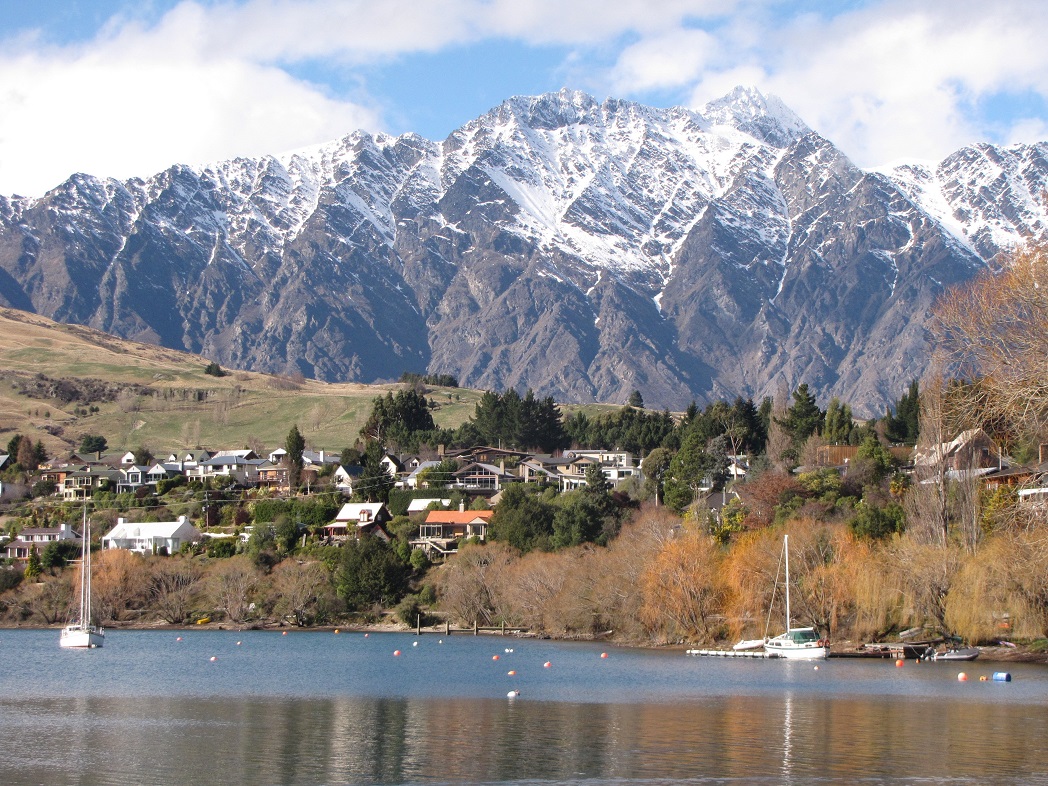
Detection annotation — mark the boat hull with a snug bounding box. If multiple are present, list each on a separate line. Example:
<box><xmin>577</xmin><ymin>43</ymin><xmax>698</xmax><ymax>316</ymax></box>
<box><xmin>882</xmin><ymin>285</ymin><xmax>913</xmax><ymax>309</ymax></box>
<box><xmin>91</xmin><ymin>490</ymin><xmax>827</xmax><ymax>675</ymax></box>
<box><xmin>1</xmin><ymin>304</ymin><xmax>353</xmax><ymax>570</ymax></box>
<box><xmin>733</xmin><ymin>639</ymin><xmax>766</xmax><ymax>652</ymax></box>
<box><xmin>764</xmin><ymin>642</ymin><xmax>829</xmax><ymax>660</ymax></box>
<box><xmin>930</xmin><ymin>647</ymin><xmax>979</xmax><ymax>662</ymax></box>
<box><xmin>60</xmin><ymin>626</ymin><xmax>104</xmax><ymax>649</ymax></box>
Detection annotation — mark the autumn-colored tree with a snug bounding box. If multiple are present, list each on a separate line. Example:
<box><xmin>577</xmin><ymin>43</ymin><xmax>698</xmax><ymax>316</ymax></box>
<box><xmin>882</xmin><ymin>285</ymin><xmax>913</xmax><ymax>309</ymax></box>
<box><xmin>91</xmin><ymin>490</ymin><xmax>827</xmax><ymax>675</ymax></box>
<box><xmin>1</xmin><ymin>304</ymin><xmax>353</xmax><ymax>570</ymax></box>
<box><xmin>639</xmin><ymin>528</ymin><xmax>725</xmax><ymax>643</ymax></box>
<box><xmin>92</xmin><ymin>548</ymin><xmax>151</xmax><ymax>623</ymax></box>
<box><xmin>887</xmin><ymin>535</ymin><xmax>964</xmax><ymax>634</ymax></box>
<box><xmin>736</xmin><ymin>472</ymin><xmax>803</xmax><ymax>529</ymax></box>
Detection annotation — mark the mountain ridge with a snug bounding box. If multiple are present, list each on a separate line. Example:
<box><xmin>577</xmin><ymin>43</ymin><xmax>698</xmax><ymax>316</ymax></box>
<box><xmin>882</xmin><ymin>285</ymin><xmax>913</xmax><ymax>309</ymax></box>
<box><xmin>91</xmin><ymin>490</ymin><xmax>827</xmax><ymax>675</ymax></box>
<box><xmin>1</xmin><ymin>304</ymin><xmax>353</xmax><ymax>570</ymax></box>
<box><xmin>1</xmin><ymin>87</ymin><xmax>1044</xmax><ymax>416</ymax></box>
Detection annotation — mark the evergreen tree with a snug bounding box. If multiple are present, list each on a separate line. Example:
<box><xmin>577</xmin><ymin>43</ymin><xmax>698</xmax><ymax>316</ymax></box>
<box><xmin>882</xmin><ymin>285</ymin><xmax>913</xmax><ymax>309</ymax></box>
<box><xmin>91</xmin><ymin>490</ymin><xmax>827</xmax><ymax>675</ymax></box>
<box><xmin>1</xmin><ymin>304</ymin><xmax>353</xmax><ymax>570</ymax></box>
<box><xmin>776</xmin><ymin>384</ymin><xmax>824</xmax><ymax>443</ymax></box>
<box><xmin>627</xmin><ymin>390</ymin><xmax>644</xmax><ymax>408</ymax></box>
<box><xmin>884</xmin><ymin>379</ymin><xmax>920</xmax><ymax>444</ymax></box>
<box><xmin>641</xmin><ymin>447</ymin><xmax>673</xmax><ymax>506</ymax></box>
<box><xmin>79</xmin><ymin>434</ymin><xmax>108</xmax><ymax>454</ymax></box>
<box><xmin>5</xmin><ymin>433</ymin><xmax>22</xmax><ymax>459</ymax></box>
<box><xmin>664</xmin><ymin>433</ymin><xmax>729</xmax><ymax>513</ymax></box>
<box><xmin>335</xmin><ymin>535</ymin><xmax>410</xmax><ymax>610</ymax></box>
<box><xmin>823</xmin><ymin>398</ymin><xmax>854</xmax><ymax>443</ymax></box>
<box><xmin>488</xmin><ymin>484</ymin><xmax>556</xmax><ymax>552</ymax></box>
<box><xmin>25</xmin><ymin>546</ymin><xmax>43</xmax><ymax>580</ymax></box>
<box><xmin>285</xmin><ymin>425</ymin><xmax>305</xmax><ymax>490</ymax></box>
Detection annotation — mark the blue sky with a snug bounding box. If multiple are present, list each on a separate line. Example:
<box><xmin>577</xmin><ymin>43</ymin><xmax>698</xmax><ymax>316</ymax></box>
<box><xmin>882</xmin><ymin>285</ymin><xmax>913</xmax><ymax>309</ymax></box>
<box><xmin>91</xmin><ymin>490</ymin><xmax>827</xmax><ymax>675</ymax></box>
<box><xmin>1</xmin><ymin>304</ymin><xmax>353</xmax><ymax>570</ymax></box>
<box><xmin>1</xmin><ymin>0</ymin><xmax>1046</xmax><ymax>196</ymax></box>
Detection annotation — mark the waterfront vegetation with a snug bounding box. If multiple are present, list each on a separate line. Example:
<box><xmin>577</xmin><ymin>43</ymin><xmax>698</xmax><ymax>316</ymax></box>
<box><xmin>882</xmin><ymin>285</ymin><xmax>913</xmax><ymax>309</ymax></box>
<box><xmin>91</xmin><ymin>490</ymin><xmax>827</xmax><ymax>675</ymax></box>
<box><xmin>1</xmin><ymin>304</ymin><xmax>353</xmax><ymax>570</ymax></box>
<box><xmin>2</xmin><ymin>247</ymin><xmax>1048</xmax><ymax>651</ymax></box>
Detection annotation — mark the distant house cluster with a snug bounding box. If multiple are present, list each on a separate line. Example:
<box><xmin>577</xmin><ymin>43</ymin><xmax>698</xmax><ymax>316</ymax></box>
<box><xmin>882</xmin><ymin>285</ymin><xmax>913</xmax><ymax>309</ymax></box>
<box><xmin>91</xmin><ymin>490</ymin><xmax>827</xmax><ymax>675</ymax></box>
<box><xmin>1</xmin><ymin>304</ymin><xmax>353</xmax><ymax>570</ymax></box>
<box><xmin>9</xmin><ymin>443</ymin><xmax>646</xmax><ymax>561</ymax></box>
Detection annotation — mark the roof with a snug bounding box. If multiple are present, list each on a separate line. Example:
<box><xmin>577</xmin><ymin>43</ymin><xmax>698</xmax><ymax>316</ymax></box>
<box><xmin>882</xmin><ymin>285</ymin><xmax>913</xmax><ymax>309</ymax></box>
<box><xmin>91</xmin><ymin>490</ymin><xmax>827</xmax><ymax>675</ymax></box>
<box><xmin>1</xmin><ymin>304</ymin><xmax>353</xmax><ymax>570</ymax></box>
<box><xmin>103</xmin><ymin>517</ymin><xmax>197</xmax><ymax>540</ymax></box>
<box><xmin>18</xmin><ymin>526</ymin><xmax>80</xmax><ymax>537</ymax></box>
<box><xmin>424</xmin><ymin>510</ymin><xmax>494</xmax><ymax>524</ymax></box>
<box><xmin>407</xmin><ymin>498</ymin><xmax>451</xmax><ymax>513</ymax></box>
<box><xmin>200</xmin><ymin>455</ymin><xmax>263</xmax><ymax>467</ymax></box>
<box><xmin>334</xmin><ymin>502</ymin><xmax>388</xmax><ymax>521</ymax></box>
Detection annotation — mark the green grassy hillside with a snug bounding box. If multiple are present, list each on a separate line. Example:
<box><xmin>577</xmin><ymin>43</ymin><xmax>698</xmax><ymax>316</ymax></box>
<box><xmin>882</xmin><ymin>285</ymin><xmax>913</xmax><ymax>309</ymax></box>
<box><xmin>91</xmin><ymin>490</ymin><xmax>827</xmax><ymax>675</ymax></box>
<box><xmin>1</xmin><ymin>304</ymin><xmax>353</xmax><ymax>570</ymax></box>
<box><xmin>0</xmin><ymin>308</ymin><xmax>485</xmax><ymax>456</ymax></box>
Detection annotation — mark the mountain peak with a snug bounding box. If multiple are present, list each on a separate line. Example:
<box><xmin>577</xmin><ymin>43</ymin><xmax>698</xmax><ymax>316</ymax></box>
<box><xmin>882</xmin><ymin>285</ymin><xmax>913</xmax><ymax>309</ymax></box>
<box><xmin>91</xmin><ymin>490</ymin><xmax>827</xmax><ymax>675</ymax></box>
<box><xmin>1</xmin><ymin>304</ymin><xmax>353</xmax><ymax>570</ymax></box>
<box><xmin>701</xmin><ymin>85</ymin><xmax>810</xmax><ymax>147</ymax></box>
<box><xmin>497</xmin><ymin>89</ymin><xmax>603</xmax><ymax>130</ymax></box>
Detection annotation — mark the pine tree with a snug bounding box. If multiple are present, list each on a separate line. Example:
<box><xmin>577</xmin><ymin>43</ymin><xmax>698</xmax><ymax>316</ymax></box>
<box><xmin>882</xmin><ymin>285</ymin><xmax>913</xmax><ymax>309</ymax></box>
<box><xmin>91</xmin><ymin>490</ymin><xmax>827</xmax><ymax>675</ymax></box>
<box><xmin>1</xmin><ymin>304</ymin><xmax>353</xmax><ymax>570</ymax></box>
<box><xmin>286</xmin><ymin>425</ymin><xmax>305</xmax><ymax>491</ymax></box>
<box><xmin>25</xmin><ymin>546</ymin><xmax>43</xmax><ymax>580</ymax></box>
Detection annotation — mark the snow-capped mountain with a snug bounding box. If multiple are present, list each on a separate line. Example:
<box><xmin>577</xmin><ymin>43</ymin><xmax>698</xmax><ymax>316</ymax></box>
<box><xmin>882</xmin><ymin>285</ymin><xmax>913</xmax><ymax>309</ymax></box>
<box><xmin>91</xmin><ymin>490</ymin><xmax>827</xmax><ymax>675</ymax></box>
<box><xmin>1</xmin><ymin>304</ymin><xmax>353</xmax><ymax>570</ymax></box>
<box><xmin>0</xmin><ymin>87</ymin><xmax>1044</xmax><ymax>415</ymax></box>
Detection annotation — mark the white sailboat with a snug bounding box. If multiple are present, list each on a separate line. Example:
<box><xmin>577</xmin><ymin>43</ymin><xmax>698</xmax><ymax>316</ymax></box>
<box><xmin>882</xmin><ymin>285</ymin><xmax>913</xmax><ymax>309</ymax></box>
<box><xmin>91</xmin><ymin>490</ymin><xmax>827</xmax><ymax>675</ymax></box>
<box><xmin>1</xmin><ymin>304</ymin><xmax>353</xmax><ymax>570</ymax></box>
<box><xmin>763</xmin><ymin>534</ymin><xmax>828</xmax><ymax>660</ymax></box>
<box><xmin>60</xmin><ymin>506</ymin><xmax>104</xmax><ymax>649</ymax></box>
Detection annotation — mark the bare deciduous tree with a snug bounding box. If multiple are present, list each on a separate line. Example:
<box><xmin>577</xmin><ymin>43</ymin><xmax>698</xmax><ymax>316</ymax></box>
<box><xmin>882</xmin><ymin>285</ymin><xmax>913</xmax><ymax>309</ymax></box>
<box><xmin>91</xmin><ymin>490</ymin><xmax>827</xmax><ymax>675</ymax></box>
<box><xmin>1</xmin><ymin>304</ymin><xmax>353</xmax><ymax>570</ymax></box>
<box><xmin>207</xmin><ymin>556</ymin><xmax>262</xmax><ymax>624</ymax></box>
<box><xmin>272</xmin><ymin>560</ymin><xmax>332</xmax><ymax>626</ymax></box>
<box><xmin>148</xmin><ymin>558</ymin><xmax>203</xmax><ymax>624</ymax></box>
<box><xmin>933</xmin><ymin>243</ymin><xmax>1048</xmax><ymax>444</ymax></box>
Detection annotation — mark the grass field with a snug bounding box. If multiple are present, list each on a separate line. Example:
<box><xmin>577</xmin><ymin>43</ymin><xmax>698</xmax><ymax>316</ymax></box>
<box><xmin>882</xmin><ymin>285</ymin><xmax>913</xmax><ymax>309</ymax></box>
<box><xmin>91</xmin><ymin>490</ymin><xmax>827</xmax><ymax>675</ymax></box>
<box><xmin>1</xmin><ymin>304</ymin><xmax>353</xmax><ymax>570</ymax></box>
<box><xmin>0</xmin><ymin>308</ymin><xmax>486</xmax><ymax>456</ymax></box>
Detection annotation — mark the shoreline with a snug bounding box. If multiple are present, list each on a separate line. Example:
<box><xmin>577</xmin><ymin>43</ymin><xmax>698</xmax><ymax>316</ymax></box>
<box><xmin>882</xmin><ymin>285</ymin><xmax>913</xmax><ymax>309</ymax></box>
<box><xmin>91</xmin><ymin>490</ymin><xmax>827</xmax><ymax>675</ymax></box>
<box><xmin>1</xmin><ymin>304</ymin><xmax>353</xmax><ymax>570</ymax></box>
<box><xmin>6</xmin><ymin>620</ymin><xmax>1047</xmax><ymax>663</ymax></box>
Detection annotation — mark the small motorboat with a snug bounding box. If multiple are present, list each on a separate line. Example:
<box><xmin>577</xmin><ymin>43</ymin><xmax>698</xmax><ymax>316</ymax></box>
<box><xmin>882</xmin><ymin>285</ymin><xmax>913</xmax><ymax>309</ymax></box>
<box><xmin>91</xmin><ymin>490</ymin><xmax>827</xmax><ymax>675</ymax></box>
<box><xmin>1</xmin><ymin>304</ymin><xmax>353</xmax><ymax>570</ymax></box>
<box><xmin>732</xmin><ymin>639</ymin><xmax>765</xmax><ymax>652</ymax></box>
<box><xmin>925</xmin><ymin>646</ymin><xmax>980</xmax><ymax>661</ymax></box>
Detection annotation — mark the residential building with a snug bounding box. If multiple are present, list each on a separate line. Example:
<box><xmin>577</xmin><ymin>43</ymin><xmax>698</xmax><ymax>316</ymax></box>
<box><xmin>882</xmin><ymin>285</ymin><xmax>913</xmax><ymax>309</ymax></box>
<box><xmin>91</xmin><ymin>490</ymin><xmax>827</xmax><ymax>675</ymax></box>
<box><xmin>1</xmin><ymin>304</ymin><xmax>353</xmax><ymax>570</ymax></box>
<box><xmin>412</xmin><ymin>508</ymin><xmax>493</xmax><ymax>557</ymax></box>
<box><xmin>4</xmin><ymin>523</ymin><xmax>81</xmax><ymax>561</ymax></box>
<box><xmin>102</xmin><ymin>517</ymin><xmax>202</xmax><ymax>555</ymax></box>
<box><xmin>322</xmin><ymin>503</ymin><xmax>392</xmax><ymax>541</ymax></box>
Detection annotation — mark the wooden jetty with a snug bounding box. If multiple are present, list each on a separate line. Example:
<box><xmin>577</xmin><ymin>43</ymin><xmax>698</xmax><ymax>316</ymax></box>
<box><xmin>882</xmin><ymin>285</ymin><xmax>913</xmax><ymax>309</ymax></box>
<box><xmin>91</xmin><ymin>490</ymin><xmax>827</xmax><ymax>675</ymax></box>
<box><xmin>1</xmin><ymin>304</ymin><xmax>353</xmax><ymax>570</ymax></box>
<box><xmin>847</xmin><ymin>640</ymin><xmax>939</xmax><ymax>659</ymax></box>
<box><xmin>416</xmin><ymin>617</ymin><xmax>529</xmax><ymax>636</ymax></box>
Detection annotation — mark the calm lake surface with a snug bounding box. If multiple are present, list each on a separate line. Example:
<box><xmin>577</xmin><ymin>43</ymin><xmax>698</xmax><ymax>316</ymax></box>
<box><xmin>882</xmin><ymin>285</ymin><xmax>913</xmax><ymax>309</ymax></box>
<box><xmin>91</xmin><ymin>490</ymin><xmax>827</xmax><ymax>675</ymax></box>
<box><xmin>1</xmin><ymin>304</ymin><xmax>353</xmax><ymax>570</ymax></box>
<box><xmin>3</xmin><ymin>629</ymin><xmax>1048</xmax><ymax>785</ymax></box>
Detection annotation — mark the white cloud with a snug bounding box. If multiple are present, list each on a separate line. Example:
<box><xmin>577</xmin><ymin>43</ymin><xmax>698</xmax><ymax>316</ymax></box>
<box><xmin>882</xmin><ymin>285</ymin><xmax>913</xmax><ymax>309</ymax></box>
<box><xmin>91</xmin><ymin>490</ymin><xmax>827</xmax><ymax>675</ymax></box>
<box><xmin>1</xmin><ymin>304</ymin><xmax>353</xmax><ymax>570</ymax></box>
<box><xmin>0</xmin><ymin>43</ymin><xmax>380</xmax><ymax>195</ymax></box>
<box><xmin>1</xmin><ymin>0</ymin><xmax>1047</xmax><ymax>195</ymax></box>
<box><xmin>610</xmin><ymin>28</ymin><xmax>720</xmax><ymax>94</ymax></box>
<box><xmin>680</xmin><ymin>0</ymin><xmax>1048</xmax><ymax>166</ymax></box>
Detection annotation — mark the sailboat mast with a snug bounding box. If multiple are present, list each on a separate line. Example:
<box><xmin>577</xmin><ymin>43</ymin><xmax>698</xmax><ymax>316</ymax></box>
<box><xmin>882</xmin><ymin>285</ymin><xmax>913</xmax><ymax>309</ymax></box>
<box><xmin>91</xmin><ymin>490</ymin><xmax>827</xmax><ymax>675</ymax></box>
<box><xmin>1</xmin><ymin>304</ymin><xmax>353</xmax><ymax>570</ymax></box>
<box><xmin>84</xmin><ymin>510</ymin><xmax>91</xmax><ymax>626</ymax></box>
<box><xmin>784</xmin><ymin>534</ymin><xmax>791</xmax><ymax>631</ymax></box>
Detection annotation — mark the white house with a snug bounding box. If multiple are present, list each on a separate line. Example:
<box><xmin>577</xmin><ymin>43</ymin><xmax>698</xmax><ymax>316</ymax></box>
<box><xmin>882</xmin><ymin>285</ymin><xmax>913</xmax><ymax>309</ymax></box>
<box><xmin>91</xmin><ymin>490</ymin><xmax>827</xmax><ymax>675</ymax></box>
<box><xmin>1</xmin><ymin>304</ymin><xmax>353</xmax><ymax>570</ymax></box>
<box><xmin>102</xmin><ymin>516</ymin><xmax>202</xmax><ymax>555</ymax></box>
<box><xmin>322</xmin><ymin>503</ymin><xmax>391</xmax><ymax>540</ymax></box>
<box><xmin>333</xmin><ymin>465</ymin><xmax>363</xmax><ymax>494</ymax></box>
<box><xmin>4</xmin><ymin>523</ymin><xmax>81</xmax><ymax>561</ymax></box>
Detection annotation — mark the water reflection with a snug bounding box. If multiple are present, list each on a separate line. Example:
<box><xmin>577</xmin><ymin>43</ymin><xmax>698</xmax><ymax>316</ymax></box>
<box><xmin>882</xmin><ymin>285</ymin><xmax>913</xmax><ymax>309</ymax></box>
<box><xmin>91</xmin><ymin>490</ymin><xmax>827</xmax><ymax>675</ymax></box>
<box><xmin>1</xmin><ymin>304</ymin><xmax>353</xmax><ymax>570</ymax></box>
<box><xmin>6</xmin><ymin>691</ymin><xmax>1048</xmax><ymax>785</ymax></box>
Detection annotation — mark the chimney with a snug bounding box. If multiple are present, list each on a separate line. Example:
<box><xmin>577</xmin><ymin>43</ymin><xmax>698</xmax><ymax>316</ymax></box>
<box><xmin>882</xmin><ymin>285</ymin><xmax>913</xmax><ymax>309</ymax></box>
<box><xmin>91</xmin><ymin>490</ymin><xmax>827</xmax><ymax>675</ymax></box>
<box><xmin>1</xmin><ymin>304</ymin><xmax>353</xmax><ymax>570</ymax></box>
<box><xmin>459</xmin><ymin>501</ymin><xmax>465</xmax><ymax>513</ymax></box>
<box><xmin>319</xmin><ymin>450</ymin><xmax>325</xmax><ymax>463</ymax></box>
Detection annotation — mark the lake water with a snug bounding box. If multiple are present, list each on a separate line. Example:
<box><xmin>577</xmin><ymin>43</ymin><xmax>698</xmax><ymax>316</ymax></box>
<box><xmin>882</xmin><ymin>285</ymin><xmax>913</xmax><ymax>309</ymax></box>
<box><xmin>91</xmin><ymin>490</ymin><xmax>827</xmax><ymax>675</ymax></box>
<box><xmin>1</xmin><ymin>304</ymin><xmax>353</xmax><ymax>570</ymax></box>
<box><xmin>3</xmin><ymin>629</ymin><xmax>1048</xmax><ymax>785</ymax></box>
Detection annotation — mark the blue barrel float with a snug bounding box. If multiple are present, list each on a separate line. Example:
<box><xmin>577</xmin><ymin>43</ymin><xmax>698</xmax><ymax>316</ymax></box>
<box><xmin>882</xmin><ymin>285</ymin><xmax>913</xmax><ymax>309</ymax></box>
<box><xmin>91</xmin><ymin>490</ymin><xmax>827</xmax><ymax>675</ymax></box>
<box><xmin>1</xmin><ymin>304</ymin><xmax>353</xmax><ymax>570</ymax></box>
<box><xmin>993</xmin><ymin>672</ymin><xmax>1012</xmax><ymax>682</ymax></box>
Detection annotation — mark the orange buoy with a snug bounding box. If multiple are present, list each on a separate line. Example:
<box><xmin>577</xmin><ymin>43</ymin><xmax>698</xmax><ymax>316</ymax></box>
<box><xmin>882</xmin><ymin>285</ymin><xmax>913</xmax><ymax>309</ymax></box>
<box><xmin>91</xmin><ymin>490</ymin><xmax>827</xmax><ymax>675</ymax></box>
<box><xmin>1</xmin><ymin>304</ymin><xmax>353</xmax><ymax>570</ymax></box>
<box><xmin>334</xmin><ymin>629</ymin><xmax>340</xmax><ymax>634</ymax></box>
<box><xmin>895</xmin><ymin>659</ymin><xmax>904</xmax><ymax>668</ymax></box>
<box><xmin>600</xmin><ymin>652</ymin><xmax>608</xmax><ymax>659</ymax></box>
<box><xmin>393</xmin><ymin>650</ymin><xmax>401</xmax><ymax>656</ymax></box>
<box><xmin>958</xmin><ymin>672</ymin><xmax>968</xmax><ymax>681</ymax></box>
<box><xmin>493</xmin><ymin>654</ymin><xmax>500</xmax><ymax>661</ymax></box>
<box><xmin>544</xmin><ymin>661</ymin><xmax>552</xmax><ymax>668</ymax></box>
<box><xmin>508</xmin><ymin>670</ymin><xmax>516</xmax><ymax>676</ymax></box>
<box><xmin>282</xmin><ymin>631</ymin><xmax>288</xmax><ymax>636</ymax></box>
<box><xmin>176</xmin><ymin>636</ymin><xmax>183</xmax><ymax>641</ymax></box>
<box><xmin>209</xmin><ymin>656</ymin><xmax>217</xmax><ymax>662</ymax></box>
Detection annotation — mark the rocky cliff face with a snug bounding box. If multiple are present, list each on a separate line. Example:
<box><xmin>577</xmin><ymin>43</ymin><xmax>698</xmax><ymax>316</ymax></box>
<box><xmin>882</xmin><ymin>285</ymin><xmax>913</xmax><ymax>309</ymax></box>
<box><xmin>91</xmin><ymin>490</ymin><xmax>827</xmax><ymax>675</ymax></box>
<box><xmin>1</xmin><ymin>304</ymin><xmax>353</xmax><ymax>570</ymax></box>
<box><xmin>1</xmin><ymin>87</ymin><xmax>1045</xmax><ymax>415</ymax></box>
